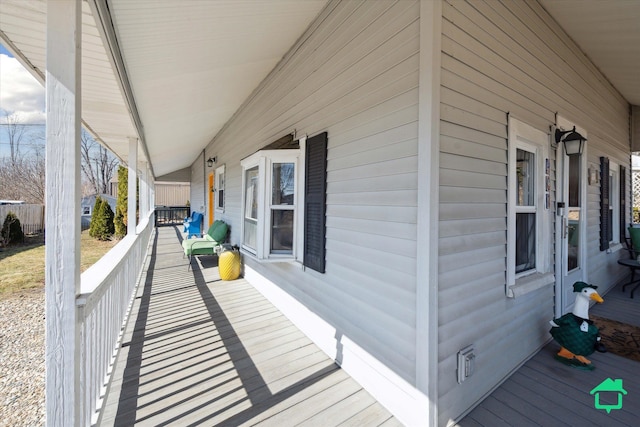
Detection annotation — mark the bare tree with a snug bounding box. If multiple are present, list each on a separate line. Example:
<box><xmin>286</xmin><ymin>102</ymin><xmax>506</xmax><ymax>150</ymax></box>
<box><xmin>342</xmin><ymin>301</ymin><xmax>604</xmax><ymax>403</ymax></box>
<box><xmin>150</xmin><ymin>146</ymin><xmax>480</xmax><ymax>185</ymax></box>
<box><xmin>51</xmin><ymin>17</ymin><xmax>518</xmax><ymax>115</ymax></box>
<box><xmin>80</xmin><ymin>130</ymin><xmax>119</xmax><ymax>196</ymax></box>
<box><xmin>1</xmin><ymin>109</ymin><xmax>30</xmax><ymax>164</ymax></box>
<box><xmin>0</xmin><ymin>153</ymin><xmax>45</xmax><ymax>203</ymax></box>
<box><xmin>0</xmin><ymin>113</ymin><xmax>118</xmax><ymax>203</ymax></box>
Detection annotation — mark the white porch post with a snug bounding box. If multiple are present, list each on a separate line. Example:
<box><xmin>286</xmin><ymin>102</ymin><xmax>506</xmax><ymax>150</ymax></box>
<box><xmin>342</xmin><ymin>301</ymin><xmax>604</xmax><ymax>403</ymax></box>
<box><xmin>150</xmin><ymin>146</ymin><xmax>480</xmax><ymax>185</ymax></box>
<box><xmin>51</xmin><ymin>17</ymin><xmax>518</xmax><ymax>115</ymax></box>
<box><xmin>45</xmin><ymin>0</ymin><xmax>82</xmax><ymax>425</ymax></box>
<box><xmin>150</xmin><ymin>169</ymin><xmax>156</xmax><ymax>216</ymax></box>
<box><xmin>127</xmin><ymin>137</ymin><xmax>138</xmax><ymax>235</ymax></box>
<box><xmin>140</xmin><ymin>162</ymin><xmax>149</xmax><ymax>218</ymax></box>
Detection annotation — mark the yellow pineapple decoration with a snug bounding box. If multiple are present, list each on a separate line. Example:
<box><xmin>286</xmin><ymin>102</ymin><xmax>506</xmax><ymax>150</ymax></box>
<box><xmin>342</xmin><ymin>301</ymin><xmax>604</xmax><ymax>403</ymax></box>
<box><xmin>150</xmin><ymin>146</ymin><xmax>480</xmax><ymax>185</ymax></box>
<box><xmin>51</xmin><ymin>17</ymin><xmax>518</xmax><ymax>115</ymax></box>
<box><xmin>219</xmin><ymin>246</ymin><xmax>241</xmax><ymax>280</ymax></box>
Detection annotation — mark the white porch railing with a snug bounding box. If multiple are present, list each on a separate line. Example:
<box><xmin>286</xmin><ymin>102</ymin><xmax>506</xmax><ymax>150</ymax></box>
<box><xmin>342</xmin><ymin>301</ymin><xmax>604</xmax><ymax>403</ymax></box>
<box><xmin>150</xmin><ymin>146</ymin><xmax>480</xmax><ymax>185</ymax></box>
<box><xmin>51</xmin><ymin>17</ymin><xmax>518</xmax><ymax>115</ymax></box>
<box><xmin>76</xmin><ymin>213</ymin><xmax>154</xmax><ymax>426</ymax></box>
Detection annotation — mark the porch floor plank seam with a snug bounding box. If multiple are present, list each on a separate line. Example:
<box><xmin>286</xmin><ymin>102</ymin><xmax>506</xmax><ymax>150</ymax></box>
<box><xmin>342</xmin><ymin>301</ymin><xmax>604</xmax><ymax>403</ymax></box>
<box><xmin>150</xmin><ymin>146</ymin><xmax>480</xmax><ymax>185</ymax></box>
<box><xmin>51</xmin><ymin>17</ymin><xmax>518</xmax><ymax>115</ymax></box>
<box><xmin>458</xmin><ymin>281</ymin><xmax>640</xmax><ymax>426</ymax></box>
<box><xmin>99</xmin><ymin>226</ymin><xmax>397</xmax><ymax>426</ymax></box>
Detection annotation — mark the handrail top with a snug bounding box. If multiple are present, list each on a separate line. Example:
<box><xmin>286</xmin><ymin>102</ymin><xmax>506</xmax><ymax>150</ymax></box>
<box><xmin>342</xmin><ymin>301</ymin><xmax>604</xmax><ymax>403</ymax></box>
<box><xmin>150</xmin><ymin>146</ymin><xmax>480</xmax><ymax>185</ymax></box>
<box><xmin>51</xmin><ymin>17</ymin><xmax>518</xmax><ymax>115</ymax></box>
<box><xmin>77</xmin><ymin>216</ymin><xmax>151</xmax><ymax>306</ymax></box>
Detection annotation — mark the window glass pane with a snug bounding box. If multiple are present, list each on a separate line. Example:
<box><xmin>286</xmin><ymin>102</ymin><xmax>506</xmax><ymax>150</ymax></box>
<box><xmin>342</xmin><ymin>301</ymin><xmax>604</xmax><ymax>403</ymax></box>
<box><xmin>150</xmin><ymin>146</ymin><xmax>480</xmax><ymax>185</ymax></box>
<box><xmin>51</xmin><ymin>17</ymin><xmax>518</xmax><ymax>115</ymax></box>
<box><xmin>245</xmin><ymin>167</ymin><xmax>258</xmax><ymax>220</ymax></box>
<box><xmin>243</xmin><ymin>166</ymin><xmax>259</xmax><ymax>250</ymax></box>
<box><xmin>271</xmin><ymin>209</ymin><xmax>293</xmax><ymax>254</ymax></box>
<box><xmin>567</xmin><ymin>211</ymin><xmax>580</xmax><ymax>271</ymax></box>
<box><xmin>516</xmin><ymin>149</ymin><xmax>535</xmax><ymax>206</ymax></box>
<box><xmin>516</xmin><ymin>213</ymin><xmax>536</xmax><ymax>273</ymax></box>
<box><xmin>244</xmin><ymin>218</ymin><xmax>257</xmax><ymax>250</ymax></box>
<box><xmin>568</xmin><ymin>154</ymin><xmax>580</xmax><ymax>207</ymax></box>
<box><xmin>608</xmin><ymin>172</ymin><xmax>614</xmax><ymax>242</ymax></box>
<box><xmin>217</xmin><ymin>172</ymin><xmax>225</xmax><ymax>209</ymax></box>
<box><xmin>272</xmin><ymin>163</ymin><xmax>295</xmax><ymax>205</ymax></box>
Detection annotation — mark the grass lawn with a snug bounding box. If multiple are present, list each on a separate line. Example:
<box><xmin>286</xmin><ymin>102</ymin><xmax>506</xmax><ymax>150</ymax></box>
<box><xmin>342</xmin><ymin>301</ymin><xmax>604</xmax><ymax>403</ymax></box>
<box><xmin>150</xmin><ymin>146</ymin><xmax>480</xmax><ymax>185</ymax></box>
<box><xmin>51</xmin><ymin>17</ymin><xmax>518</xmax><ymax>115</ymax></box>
<box><xmin>0</xmin><ymin>231</ymin><xmax>118</xmax><ymax>297</ymax></box>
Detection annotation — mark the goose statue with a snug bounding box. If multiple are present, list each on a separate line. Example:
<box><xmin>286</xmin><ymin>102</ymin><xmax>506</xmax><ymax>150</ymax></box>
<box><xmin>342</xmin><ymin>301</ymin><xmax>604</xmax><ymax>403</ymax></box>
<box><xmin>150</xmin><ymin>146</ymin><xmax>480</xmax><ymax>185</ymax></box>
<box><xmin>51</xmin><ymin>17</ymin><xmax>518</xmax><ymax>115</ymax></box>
<box><xmin>549</xmin><ymin>282</ymin><xmax>604</xmax><ymax>370</ymax></box>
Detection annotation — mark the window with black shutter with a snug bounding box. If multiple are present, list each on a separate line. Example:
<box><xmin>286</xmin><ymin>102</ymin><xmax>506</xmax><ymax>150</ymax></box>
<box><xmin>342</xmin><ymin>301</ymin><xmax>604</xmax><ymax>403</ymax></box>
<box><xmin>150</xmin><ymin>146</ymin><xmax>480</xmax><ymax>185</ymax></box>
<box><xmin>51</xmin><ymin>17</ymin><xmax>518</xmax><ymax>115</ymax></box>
<box><xmin>238</xmin><ymin>131</ymin><xmax>327</xmax><ymax>270</ymax></box>
<box><xmin>304</xmin><ymin>132</ymin><xmax>327</xmax><ymax>273</ymax></box>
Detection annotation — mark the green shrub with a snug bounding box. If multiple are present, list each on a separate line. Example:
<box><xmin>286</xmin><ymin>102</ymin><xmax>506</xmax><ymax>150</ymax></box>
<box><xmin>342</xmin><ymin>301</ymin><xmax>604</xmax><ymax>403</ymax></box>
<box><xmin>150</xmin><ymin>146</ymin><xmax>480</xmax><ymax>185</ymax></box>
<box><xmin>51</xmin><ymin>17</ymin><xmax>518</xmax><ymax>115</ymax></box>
<box><xmin>114</xmin><ymin>166</ymin><xmax>127</xmax><ymax>237</ymax></box>
<box><xmin>1</xmin><ymin>212</ymin><xmax>24</xmax><ymax>246</ymax></box>
<box><xmin>89</xmin><ymin>197</ymin><xmax>115</xmax><ymax>241</ymax></box>
<box><xmin>88</xmin><ymin>197</ymin><xmax>100</xmax><ymax>237</ymax></box>
<box><xmin>114</xmin><ymin>165</ymin><xmax>139</xmax><ymax>237</ymax></box>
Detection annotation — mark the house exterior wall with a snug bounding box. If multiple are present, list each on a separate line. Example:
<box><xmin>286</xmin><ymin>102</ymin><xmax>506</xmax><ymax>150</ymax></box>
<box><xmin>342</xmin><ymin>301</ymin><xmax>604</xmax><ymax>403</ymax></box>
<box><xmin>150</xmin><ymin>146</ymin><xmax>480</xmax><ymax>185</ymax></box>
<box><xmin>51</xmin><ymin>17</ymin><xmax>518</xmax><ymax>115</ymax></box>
<box><xmin>186</xmin><ymin>0</ymin><xmax>632</xmax><ymax>425</ymax></box>
<box><xmin>189</xmin><ymin>152</ymin><xmax>206</xmax><ymax>215</ymax></box>
<box><xmin>438</xmin><ymin>1</ymin><xmax>630</xmax><ymax>424</ymax></box>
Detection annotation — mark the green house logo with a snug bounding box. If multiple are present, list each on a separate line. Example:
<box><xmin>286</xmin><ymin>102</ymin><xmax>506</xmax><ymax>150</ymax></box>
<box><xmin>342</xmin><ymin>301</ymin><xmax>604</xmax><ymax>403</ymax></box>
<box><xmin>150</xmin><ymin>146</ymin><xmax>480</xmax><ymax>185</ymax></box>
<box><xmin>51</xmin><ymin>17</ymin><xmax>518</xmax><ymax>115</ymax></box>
<box><xmin>590</xmin><ymin>378</ymin><xmax>627</xmax><ymax>413</ymax></box>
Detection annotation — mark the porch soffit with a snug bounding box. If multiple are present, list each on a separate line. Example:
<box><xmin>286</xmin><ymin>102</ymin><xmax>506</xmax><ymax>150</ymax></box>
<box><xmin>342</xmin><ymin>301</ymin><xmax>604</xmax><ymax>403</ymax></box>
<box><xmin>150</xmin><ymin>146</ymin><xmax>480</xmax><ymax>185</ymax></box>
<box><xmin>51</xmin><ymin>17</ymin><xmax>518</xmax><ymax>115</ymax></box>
<box><xmin>540</xmin><ymin>0</ymin><xmax>640</xmax><ymax>106</ymax></box>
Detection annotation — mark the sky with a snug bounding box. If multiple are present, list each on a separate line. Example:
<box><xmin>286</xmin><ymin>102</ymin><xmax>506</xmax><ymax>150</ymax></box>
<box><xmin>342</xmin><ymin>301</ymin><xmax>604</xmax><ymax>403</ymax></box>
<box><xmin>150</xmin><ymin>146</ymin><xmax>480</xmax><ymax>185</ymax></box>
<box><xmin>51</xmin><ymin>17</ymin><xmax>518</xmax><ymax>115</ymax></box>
<box><xmin>0</xmin><ymin>44</ymin><xmax>46</xmax><ymax>124</ymax></box>
<box><xmin>0</xmin><ymin>43</ymin><xmax>46</xmax><ymax>155</ymax></box>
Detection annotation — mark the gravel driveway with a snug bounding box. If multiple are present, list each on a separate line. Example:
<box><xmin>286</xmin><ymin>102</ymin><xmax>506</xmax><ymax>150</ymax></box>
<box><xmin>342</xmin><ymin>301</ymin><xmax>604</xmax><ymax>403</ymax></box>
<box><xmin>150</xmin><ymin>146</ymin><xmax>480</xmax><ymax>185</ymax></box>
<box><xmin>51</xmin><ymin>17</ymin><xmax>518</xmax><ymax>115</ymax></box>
<box><xmin>0</xmin><ymin>290</ymin><xmax>45</xmax><ymax>427</ymax></box>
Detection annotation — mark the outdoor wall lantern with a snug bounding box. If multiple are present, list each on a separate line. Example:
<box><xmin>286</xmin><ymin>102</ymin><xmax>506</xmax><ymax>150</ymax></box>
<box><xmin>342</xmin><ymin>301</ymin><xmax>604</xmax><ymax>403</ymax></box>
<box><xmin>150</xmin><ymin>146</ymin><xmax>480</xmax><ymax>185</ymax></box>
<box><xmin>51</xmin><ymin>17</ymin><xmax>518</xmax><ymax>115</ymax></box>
<box><xmin>207</xmin><ymin>156</ymin><xmax>217</xmax><ymax>167</ymax></box>
<box><xmin>555</xmin><ymin>126</ymin><xmax>586</xmax><ymax>156</ymax></box>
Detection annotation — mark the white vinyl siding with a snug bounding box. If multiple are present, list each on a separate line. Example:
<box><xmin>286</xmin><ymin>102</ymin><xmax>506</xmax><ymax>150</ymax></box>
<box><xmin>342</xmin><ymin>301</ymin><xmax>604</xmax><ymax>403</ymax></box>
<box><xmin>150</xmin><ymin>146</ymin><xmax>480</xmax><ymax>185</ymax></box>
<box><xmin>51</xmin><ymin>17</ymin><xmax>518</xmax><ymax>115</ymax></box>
<box><xmin>196</xmin><ymin>0</ymin><xmax>420</xmax><ymax>385</ymax></box>
<box><xmin>439</xmin><ymin>1</ymin><xmax>630</xmax><ymax>424</ymax></box>
<box><xmin>189</xmin><ymin>152</ymin><xmax>206</xmax><ymax>216</ymax></box>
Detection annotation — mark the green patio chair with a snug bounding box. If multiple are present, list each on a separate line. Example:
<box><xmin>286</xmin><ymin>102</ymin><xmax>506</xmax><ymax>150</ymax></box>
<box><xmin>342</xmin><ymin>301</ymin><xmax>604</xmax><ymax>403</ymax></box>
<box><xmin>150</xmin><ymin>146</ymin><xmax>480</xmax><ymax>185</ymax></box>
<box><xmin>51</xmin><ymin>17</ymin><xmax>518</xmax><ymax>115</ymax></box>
<box><xmin>182</xmin><ymin>220</ymin><xmax>228</xmax><ymax>270</ymax></box>
<box><xmin>628</xmin><ymin>226</ymin><xmax>640</xmax><ymax>253</ymax></box>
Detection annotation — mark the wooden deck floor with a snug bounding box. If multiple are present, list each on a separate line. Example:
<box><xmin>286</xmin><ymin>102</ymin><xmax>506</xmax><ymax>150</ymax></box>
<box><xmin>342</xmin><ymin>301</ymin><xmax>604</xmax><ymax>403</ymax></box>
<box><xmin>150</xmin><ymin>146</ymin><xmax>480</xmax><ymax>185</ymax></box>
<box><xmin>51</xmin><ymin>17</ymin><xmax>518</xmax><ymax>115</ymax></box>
<box><xmin>99</xmin><ymin>226</ymin><xmax>399</xmax><ymax>427</ymax></box>
<box><xmin>457</xmin><ymin>280</ymin><xmax>640</xmax><ymax>427</ymax></box>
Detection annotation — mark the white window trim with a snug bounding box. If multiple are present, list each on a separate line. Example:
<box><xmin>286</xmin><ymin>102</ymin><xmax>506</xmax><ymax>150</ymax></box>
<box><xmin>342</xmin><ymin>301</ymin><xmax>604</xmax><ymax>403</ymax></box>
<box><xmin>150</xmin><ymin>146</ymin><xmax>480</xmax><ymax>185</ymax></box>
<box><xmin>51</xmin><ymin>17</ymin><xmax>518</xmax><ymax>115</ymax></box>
<box><xmin>507</xmin><ymin>117</ymin><xmax>553</xmax><ymax>297</ymax></box>
<box><xmin>240</xmin><ymin>142</ymin><xmax>305</xmax><ymax>263</ymax></box>
<box><xmin>215</xmin><ymin>164</ymin><xmax>225</xmax><ymax>212</ymax></box>
<box><xmin>609</xmin><ymin>160</ymin><xmax>620</xmax><ymax>248</ymax></box>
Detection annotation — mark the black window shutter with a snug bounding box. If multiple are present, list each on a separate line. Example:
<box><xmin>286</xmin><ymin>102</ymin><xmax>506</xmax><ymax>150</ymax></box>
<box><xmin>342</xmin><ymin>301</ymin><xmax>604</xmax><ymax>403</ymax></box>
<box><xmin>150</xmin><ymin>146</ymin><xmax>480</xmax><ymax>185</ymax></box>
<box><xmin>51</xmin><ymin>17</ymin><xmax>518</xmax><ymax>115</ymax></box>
<box><xmin>620</xmin><ymin>165</ymin><xmax>627</xmax><ymax>240</ymax></box>
<box><xmin>600</xmin><ymin>157</ymin><xmax>610</xmax><ymax>251</ymax></box>
<box><xmin>304</xmin><ymin>132</ymin><xmax>328</xmax><ymax>273</ymax></box>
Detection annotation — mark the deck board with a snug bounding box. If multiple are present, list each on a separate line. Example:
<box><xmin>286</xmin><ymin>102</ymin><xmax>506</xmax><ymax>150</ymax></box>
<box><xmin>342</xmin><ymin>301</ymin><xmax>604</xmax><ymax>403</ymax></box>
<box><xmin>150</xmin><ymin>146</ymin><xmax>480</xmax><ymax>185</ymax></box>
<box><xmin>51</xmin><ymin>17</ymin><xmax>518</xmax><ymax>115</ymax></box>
<box><xmin>457</xmin><ymin>281</ymin><xmax>640</xmax><ymax>427</ymax></box>
<box><xmin>99</xmin><ymin>226</ymin><xmax>396</xmax><ymax>426</ymax></box>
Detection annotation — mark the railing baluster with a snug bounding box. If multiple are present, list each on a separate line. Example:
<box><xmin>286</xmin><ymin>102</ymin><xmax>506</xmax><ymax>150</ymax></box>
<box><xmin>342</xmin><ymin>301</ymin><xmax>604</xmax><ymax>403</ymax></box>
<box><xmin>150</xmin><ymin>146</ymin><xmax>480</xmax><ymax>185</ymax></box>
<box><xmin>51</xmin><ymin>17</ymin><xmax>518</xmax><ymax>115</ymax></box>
<box><xmin>76</xmin><ymin>214</ymin><xmax>154</xmax><ymax>425</ymax></box>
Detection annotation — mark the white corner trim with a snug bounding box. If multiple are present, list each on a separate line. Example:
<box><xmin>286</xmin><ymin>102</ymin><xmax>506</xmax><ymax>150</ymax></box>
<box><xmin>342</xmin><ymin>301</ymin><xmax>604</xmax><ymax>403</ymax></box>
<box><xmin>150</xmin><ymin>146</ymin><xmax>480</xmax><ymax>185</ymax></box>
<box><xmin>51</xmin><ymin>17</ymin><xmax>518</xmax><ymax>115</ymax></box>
<box><xmin>416</xmin><ymin>1</ymin><xmax>441</xmax><ymax>425</ymax></box>
<box><xmin>244</xmin><ymin>265</ymin><xmax>430</xmax><ymax>426</ymax></box>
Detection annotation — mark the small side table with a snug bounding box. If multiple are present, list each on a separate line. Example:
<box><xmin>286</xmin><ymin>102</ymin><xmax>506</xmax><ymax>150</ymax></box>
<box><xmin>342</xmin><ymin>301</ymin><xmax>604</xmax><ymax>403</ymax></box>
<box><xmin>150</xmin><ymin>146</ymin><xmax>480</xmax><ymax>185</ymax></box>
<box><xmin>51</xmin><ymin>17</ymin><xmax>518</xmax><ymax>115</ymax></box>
<box><xmin>617</xmin><ymin>258</ymin><xmax>640</xmax><ymax>298</ymax></box>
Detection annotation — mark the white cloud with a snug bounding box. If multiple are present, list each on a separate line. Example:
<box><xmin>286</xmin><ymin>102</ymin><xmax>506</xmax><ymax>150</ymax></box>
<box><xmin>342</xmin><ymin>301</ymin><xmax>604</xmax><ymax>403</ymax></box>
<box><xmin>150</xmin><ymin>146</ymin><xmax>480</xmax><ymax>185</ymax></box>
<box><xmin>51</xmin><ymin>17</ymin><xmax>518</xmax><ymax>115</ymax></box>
<box><xmin>0</xmin><ymin>53</ymin><xmax>45</xmax><ymax>124</ymax></box>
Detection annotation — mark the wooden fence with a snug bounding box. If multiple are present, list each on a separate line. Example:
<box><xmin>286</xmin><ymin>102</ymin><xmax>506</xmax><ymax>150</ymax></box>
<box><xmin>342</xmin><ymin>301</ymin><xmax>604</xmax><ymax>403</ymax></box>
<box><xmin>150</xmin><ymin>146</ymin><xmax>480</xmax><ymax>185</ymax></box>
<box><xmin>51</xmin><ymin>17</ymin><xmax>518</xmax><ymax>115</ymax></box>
<box><xmin>0</xmin><ymin>204</ymin><xmax>45</xmax><ymax>234</ymax></box>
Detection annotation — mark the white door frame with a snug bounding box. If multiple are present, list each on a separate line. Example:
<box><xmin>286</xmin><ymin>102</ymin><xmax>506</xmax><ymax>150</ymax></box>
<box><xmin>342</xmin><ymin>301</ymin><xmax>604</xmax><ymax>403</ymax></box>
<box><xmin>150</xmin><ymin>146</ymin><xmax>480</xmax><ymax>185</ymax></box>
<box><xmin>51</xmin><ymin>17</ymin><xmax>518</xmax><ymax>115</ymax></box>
<box><xmin>554</xmin><ymin>116</ymin><xmax>588</xmax><ymax>317</ymax></box>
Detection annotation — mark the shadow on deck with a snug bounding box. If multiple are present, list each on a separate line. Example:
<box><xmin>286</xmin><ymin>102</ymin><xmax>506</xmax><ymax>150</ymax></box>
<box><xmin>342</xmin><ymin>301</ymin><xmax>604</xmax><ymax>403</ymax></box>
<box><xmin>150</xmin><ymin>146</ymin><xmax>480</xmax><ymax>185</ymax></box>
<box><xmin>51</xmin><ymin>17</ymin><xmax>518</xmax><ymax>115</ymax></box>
<box><xmin>99</xmin><ymin>226</ymin><xmax>398</xmax><ymax>426</ymax></box>
<box><xmin>457</xmin><ymin>279</ymin><xmax>640</xmax><ymax>426</ymax></box>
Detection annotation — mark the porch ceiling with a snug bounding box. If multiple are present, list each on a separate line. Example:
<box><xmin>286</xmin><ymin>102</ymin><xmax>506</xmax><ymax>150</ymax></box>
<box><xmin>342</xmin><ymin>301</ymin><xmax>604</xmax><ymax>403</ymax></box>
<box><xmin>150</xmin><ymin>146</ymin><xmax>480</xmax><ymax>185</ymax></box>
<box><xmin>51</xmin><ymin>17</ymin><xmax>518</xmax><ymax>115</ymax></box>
<box><xmin>539</xmin><ymin>0</ymin><xmax>640</xmax><ymax>106</ymax></box>
<box><xmin>0</xmin><ymin>1</ymin><xmax>638</xmax><ymax>178</ymax></box>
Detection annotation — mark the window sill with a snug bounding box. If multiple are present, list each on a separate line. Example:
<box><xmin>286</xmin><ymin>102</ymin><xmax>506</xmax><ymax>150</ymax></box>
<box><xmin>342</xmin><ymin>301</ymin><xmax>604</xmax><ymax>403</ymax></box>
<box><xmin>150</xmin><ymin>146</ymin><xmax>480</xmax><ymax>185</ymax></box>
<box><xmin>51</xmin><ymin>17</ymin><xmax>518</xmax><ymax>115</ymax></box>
<box><xmin>507</xmin><ymin>272</ymin><xmax>555</xmax><ymax>298</ymax></box>
<box><xmin>240</xmin><ymin>248</ymin><xmax>301</xmax><ymax>266</ymax></box>
<box><xmin>607</xmin><ymin>242</ymin><xmax>622</xmax><ymax>254</ymax></box>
